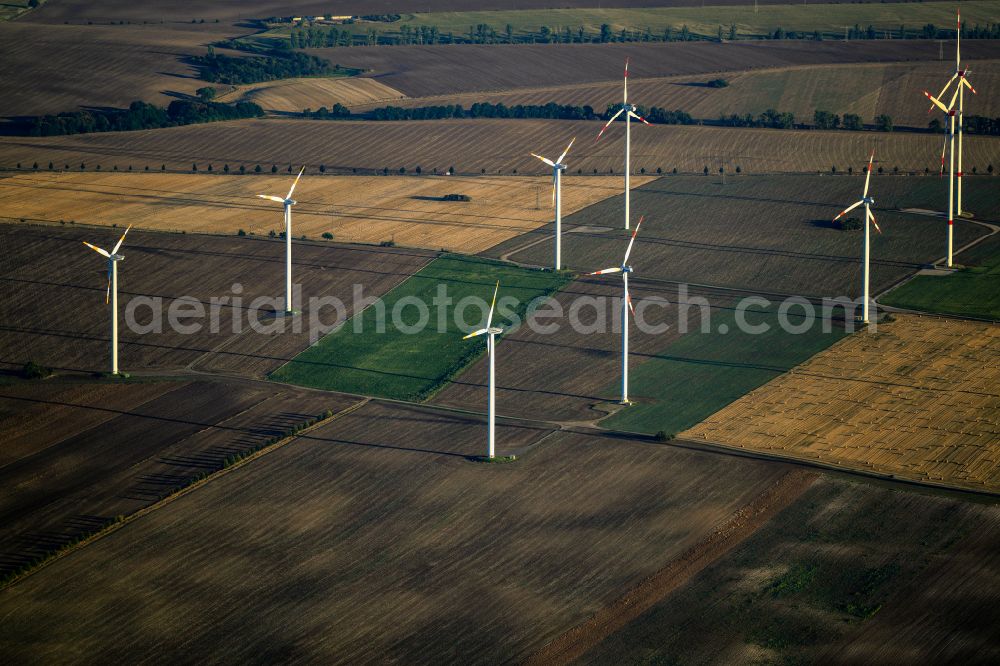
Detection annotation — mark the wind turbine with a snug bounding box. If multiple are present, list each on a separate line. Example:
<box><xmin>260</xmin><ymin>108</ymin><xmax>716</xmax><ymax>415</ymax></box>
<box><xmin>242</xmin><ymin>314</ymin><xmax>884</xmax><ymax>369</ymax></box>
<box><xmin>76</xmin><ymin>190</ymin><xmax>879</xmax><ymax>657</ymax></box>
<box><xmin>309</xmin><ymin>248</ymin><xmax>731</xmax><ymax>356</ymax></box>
<box><xmin>588</xmin><ymin>216</ymin><xmax>643</xmax><ymax>404</ymax></box>
<box><xmin>924</xmin><ymin>86</ymin><xmax>961</xmax><ymax>267</ymax></box>
<box><xmin>597</xmin><ymin>58</ymin><xmax>651</xmax><ymax>230</ymax></box>
<box><xmin>924</xmin><ymin>9</ymin><xmax>977</xmax><ymax>266</ymax></box>
<box><xmin>463</xmin><ymin>281</ymin><xmax>503</xmax><ymax>459</ymax></box>
<box><xmin>258</xmin><ymin>166</ymin><xmax>304</xmax><ymax>313</ymax></box>
<box><xmin>531</xmin><ymin>137</ymin><xmax>575</xmax><ymax>270</ymax></box>
<box><xmin>833</xmin><ymin>151</ymin><xmax>881</xmax><ymax>324</ymax></box>
<box><xmin>83</xmin><ymin>225</ymin><xmax>132</xmax><ymax>375</ymax></box>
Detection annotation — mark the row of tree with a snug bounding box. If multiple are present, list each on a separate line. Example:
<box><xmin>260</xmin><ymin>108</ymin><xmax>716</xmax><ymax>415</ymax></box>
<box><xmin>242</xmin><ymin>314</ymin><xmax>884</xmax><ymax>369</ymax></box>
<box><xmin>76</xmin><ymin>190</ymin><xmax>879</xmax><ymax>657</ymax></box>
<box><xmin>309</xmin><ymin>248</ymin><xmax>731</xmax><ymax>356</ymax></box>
<box><xmin>286</xmin><ymin>20</ymin><xmax>1000</xmax><ymax>48</ymax></box>
<box><xmin>22</xmin><ymin>100</ymin><xmax>264</xmax><ymax>137</ymax></box>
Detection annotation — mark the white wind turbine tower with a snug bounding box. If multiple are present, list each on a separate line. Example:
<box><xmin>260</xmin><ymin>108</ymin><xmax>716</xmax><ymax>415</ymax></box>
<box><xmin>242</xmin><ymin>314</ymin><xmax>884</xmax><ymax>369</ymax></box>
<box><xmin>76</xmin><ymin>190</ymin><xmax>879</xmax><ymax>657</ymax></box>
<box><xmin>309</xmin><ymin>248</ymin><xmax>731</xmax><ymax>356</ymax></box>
<box><xmin>926</xmin><ymin>9</ymin><xmax>977</xmax><ymax>217</ymax></box>
<box><xmin>597</xmin><ymin>58</ymin><xmax>651</xmax><ymax>230</ymax></box>
<box><xmin>83</xmin><ymin>225</ymin><xmax>132</xmax><ymax>375</ymax></box>
<box><xmin>588</xmin><ymin>216</ymin><xmax>643</xmax><ymax>404</ymax></box>
<box><xmin>531</xmin><ymin>137</ymin><xmax>575</xmax><ymax>270</ymax></box>
<box><xmin>924</xmin><ymin>86</ymin><xmax>961</xmax><ymax>267</ymax></box>
<box><xmin>463</xmin><ymin>281</ymin><xmax>503</xmax><ymax>459</ymax></box>
<box><xmin>258</xmin><ymin>166</ymin><xmax>305</xmax><ymax>313</ymax></box>
<box><xmin>833</xmin><ymin>151</ymin><xmax>881</xmax><ymax>324</ymax></box>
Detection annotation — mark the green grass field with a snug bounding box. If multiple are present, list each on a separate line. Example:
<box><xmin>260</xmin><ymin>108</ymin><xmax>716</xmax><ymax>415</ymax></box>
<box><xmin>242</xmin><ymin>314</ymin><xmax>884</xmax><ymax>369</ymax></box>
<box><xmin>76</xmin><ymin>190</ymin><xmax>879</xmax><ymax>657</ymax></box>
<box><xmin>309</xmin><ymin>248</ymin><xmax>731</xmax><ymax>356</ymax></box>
<box><xmin>880</xmin><ymin>232</ymin><xmax>1000</xmax><ymax>320</ymax></box>
<box><xmin>273</xmin><ymin>1</ymin><xmax>1000</xmax><ymax>42</ymax></box>
<box><xmin>600</xmin><ymin>303</ymin><xmax>849</xmax><ymax>436</ymax></box>
<box><xmin>270</xmin><ymin>255</ymin><xmax>570</xmax><ymax>400</ymax></box>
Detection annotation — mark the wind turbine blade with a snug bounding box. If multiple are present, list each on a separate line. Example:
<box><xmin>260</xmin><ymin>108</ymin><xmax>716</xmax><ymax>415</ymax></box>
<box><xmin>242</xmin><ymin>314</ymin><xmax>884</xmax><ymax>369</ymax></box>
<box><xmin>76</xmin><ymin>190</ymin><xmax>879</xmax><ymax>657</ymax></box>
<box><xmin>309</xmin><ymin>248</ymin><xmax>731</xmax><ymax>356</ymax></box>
<box><xmin>462</xmin><ymin>328</ymin><xmax>488</xmax><ymax>340</ymax></box>
<box><xmin>531</xmin><ymin>153</ymin><xmax>556</xmax><ymax>168</ymax></box>
<box><xmin>927</xmin><ymin>74</ymin><xmax>958</xmax><ymax>113</ymax></box>
<box><xmin>105</xmin><ymin>272</ymin><xmax>111</xmax><ymax>304</ymax></box>
<box><xmin>945</xmin><ymin>85</ymin><xmax>960</xmax><ymax>111</ymax></box>
<box><xmin>596</xmin><ymin>107</ymin><xmax>625</xmax><ymax>141</ymax></box>
<box><xmin>868</xmin><ymin>209</ymin><xmax>882</xmax><ymax>235</ymax></box>
<box><xmin>939</xmin><ymin>132</ymin><xmax>948</xmax><ymax>175</ymax></box>
<box><xmin>557</xmin><ymin>137</ymin><xmax>576</xmax><ymax>164</ymax></box>
<box><xmin>486</xmin><ymin>280</ymin><xmax>499</xmax><ymax>329</ymax></box>
<box><xmin>957</xmin><ymin>9</ymin><xmax>961</xmax><ymax>68</ymax></box>
<box><xmin>962</xmin><ymin>77</ymin><xmax>977</xmax><ymax>94</ymax></box>
<box><xmin>83</xmin><ymin>241</ymin><xmax>110</xmax><ymax>258</ymax></box>
<box><xmin>923</xmin><ymin>91</ymin><xmax>951</xmax><ymax>114</ymax></box>
<box><xmin>285</xmin><ymin>166</ymin><xmax>305</xmax><ymax>200</ymax></box>
<box><xmin>588</xmin><ymin>267</ymin><xmax>622</xmax><ymax>276</ymax></box>
<box><xmin>622</xmin><ymin>215</ymin><xmax>643</xmax><ymax>265</ymax></box>
<box><xmin>863</xmin><ymin>151</ymin><xmax>874</xmax><ymax>197</ymax></box>
<box><xmin>626</xmin><ymin>291</ymin><xmax>635</xmax><ymax>316</ymax></box>
<box><xmin>551</xmin><ymin>173</ymin><xmax>556</xmax><ymax>208</ymax></box>
<box><xmin>623</xmin><ymin>57</ymin><xmax>629</xmax><ymax>104</ymax></box>
<box><xmin>111</xmin><ymin>224</ymin><xmax>132</xmax><ymax>255</ymax></box>
<box><xmin>627</xmin><ymin>110</ymin><xmax>652</xmax><ymax>126</ymax></box>
<box><xmin>833</xmin><ymin>200</ymin><xmax>863</xmax><ymax>221</ymax></box>
<box><xmin>257</xmin><ymin>194</ymin><xmax>285</xmax><ymax>203</ymax></box>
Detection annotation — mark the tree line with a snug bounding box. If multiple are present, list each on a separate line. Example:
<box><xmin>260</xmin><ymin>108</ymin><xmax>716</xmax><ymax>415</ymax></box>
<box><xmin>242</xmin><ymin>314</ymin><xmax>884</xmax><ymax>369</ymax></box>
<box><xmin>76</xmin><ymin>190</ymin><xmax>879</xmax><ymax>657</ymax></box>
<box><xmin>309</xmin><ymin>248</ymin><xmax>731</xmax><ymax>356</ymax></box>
<box><xmin>21</xmin><ymin>100</ymin><xmax>264</xmax><ymax>137</ymax></box>
<box><xmin>284</xmin><ymin>19</ymin><xmax>1000</xmax><ymax>48</ymax></box>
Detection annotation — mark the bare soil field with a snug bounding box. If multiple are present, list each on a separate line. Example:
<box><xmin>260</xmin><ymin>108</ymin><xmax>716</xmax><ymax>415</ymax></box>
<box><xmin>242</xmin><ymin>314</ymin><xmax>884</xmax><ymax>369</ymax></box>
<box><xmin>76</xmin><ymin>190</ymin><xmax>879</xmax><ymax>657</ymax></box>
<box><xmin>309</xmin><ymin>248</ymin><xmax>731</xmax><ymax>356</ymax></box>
<box><xmin>683</xmin><ymin>314</ymin><xmax>1000</xmax><ymax>493</ymax></box>
<box><xmin>368</xmin><ymin>59</ymin><xmax>1000</xmax><ymax>130</ymax></box>
<box><xmin>0</xmin><ymin>224</ymin><xmax>432</xmax><ymax>377</ymax></box>
<box><xmin>0</xmin><ymin>172</ymin><xmax>649</xmax><ymax>253</ymax></box>
<box><xmin>218</xmin><ymin>77</ymin><xmax>407</xmax><ymax>113</ymax></box>
<box><xmin>492</xmin><ymin>174</ymin><xmax>994</xmax><ymax>298</ymax></box>
<box><xmin>3</xmin><ymin>118</ymin><xmax>997</xmax><ymax>175</ymax></box>
<box><xmin>579</xmin><ymin>474</ymin><xmax>1000</xmax><ymax>664</ymax></box>
<box><xmin>0</xmin><ymin>21</ymin><xmax>236</xmax><ymax>116</ymax></box>
<box><xmin>0</xmin><ymin>400</ymin><xmax>792</xmax><ymax>662</ymax></box>
<box><xmin>324</xmin><ymin>40</ymin><xmax>1000</xmax><ymax>99</ymax></box>
<box><xmin>0</xmin><ymin>377</ymin><xmax>357</xmax><ymax>578</ymax></box>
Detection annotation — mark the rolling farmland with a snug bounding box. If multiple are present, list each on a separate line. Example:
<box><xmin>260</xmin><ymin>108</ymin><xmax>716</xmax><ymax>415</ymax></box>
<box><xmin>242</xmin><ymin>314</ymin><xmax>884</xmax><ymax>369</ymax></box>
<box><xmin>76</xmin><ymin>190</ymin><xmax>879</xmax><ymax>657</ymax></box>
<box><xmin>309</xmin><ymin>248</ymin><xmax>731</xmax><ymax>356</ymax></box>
<box><xmin>580</xmin><ymin>475</ymin><xmax>1000</xmax><ymax>664</ymax></box>
<box><xmin>494</xmin><ymin>174</ymin><xmax>994</xmax><ymax>298</ymax></box>
<box><xmin>367</xmin><ymin>59</ymin><xmax>1000</xmax><ymax>131</ymax></box>
<box><xmin>0</xmin><ymin>172</ymin><xmax>650</xmax><ymax>253</ymax></box>
<box><xmin>0</xmin><ymin>224</ymin><xmax>432</xmax><ymax>377</ymax></box>
<box><xmin>0</xmin><ymin>377</ymin><xmax>357</xmax><ymax>579</ymax></box>
<box><xmin>0</xmin><ymin>400</ymin><xmax>794</xmax><ymax>662</ymax></box>
<box><xmin>682</xmin><ymin>314</ymin><xmax>1000</xmax><ymax>493</ymax></box>
<box><xmin>217</xmin><ymin>77</ymin><xmax>407</xmax><ymax>113</ymax></box>
<box><xmin>346</xmin><ymin>2</ymin><xmax>1000</xmax><ymax>43</ymax></box>
<box><xmin>3</xmin><ymin>118</ymin><xmax>998</xmax><ymax>176</ymax></box>
<box><xmin>322</xmin><ymin>39</ymin><xmax>1000</xmax><ymax>99</ymax></box>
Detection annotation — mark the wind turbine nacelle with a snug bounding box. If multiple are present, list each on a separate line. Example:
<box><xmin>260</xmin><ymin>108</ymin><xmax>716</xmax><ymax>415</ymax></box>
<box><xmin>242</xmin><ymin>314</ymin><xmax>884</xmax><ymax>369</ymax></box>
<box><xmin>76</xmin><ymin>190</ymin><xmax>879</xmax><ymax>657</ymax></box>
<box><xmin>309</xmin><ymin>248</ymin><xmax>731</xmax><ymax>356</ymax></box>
<box><xmin>487</xmin><ymin>327</ymin><xmax>504</xmax><ymax>335</ymax></box>
<box><xmin>556</xmin><ymin>163</ymin><xmax>568</xmax><ymax>171</ymax></box>
<box><xmin>623</xmin><ymin>265</ymin><xmax>633</xmax><ymax>273</ymax></box>
<box><xmin>112</xmin><ymin>254</ymin><xmax>124</xmax><ymax>261</ymax></box>
<box><xmin>286</xmin><ymin>199</ymin><xmax>297</xmax><ymax>206</ymax></box>
<box><xmin>864</xmin><ymin>197</ymin><xmax>875</xmax><ymax>206</ymax></box>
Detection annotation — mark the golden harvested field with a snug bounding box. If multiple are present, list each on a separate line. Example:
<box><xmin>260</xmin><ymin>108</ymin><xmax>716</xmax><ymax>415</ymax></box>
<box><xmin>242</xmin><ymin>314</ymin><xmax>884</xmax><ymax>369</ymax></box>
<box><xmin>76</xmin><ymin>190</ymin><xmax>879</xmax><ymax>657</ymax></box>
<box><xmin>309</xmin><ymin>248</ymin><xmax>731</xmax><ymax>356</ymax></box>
<box><xmin>682</xmin><ymin>315</ymin><xmax>1000</xmax><ymax>493</ymax></box>
<box><xmin>3</xmin><ymin>118</ymin><xmax>999</xmax><ymax>176</ymax></box>
<box><xmin>217</xmin><ymin>77</ymin><xmax>407</xmax><ymax>113</ymax></box>
<box><xmin>0</xmin><ymin>172</ymin><xmax>649</xmax><ymax>253</ymax></box>
<box><xmin>369</xmin><ymin>59</ymin><xmax>1000</xmax><ymax>130</ymax></box>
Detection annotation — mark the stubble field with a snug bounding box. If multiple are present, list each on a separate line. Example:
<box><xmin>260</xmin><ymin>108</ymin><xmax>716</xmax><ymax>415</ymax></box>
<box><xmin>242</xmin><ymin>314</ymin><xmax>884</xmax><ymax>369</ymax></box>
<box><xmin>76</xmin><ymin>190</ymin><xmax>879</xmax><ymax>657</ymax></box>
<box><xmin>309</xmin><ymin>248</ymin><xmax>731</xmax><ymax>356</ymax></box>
<box><xmin>0</xmin><ymin>377</ymin><xmax>358</xmax><ymax>578</ymax></box>
<box><xmin>4</xmin><ymin>118</ymin><xmax>998</xmax><ymax>175</ymax></box>
<box><xmin>491</xmin><ymin>174</ymin><xmax>995</xmax><ymax>298</ymax></box>
<box><xmin>581</xmin><ymin>474</ymin><xmax>1000</xmax><ymax>663</ymax></box>
<box><xmin>683</xmin><ymin>314</ymin><xmax>1000</xmax><ymax>493</ymax></box>
<box><xmin>0</xmin><ymin>172</ymin><xmax>651</xmax><ymax>253</ymax></box>
<box><xmin>0</xmin><ymin>400</ymin><xmax>793</xmax><ymax>662</ymax></box>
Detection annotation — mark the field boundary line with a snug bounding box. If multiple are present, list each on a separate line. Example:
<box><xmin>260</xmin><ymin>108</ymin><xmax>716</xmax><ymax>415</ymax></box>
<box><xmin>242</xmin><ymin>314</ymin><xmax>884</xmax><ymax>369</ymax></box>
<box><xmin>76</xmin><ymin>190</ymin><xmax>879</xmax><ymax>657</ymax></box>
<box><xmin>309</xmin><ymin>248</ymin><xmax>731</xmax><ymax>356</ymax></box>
<box><xmin>679</xmin><ymin>434</ymin><xmax>1000</xmax><ymax>500</ymax></box>
<box><xmin>521</xmin><ymin>468</ymin><xmax>817</xmax><ymax>665</ymax></box>
<box><xmin>0</xmin><ymin>397</ymin><xmax>370</xmax><ymax>593</ymax></box>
